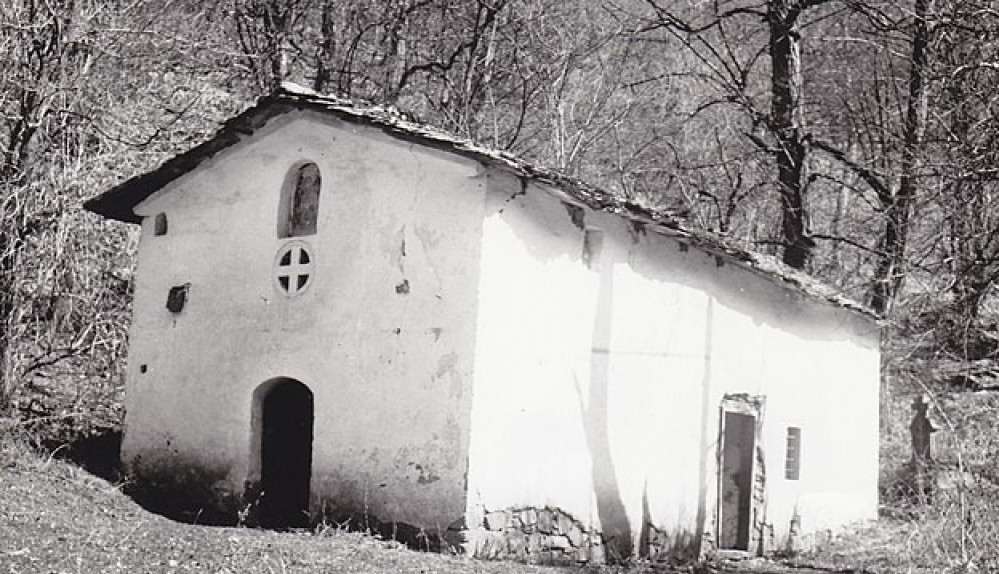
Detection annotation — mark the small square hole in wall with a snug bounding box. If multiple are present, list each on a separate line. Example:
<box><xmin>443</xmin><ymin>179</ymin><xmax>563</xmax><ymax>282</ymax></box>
<box><xmin>166</xmin><ymin>283</ymin><xmax>190</xmax><ymax>313</ymax></box>
<box><xmin>154</xmin><ymin>213</ymin><xmax>168</xmax><ymax>236</ymax></box>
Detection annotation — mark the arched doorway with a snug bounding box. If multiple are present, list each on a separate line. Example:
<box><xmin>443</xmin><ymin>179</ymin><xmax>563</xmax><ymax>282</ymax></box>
<box><xmin>257</xmin><ymin>379</ymin><xmax>314</xmax><ymax>529</ymax></box>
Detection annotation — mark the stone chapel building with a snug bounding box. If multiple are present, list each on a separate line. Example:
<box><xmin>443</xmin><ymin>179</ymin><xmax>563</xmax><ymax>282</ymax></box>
<box><xmin>85</xmin><ymin>83</ymin><xmax>881</xmax><ymax>562</ymax></box>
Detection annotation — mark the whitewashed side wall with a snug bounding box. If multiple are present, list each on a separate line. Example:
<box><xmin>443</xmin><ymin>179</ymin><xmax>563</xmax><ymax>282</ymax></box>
<box><xmin>465</xmin><ymin>171</ymin><xmax>880</xmax><ymax>559</ymax></box>
<box><xmin>123</xmin><ymin>110</ymin><xmax>486</xmax><ymax>530</ymax></box>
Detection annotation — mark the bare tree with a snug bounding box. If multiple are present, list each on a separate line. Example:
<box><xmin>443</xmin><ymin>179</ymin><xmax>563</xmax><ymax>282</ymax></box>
<box><xmin>639</xmin><ymin>0</ymin><xmax>841</xmax><ymax>269</ymax></box>
<box><xmin>0</xmin><ymin>0</ymin><xmax>242</xmax><ymax>420</ymax></box>
<box><xmin>926</xmin><ymin>1</ymin><xmax>999</xmax><ymax>356</ymax></box>
<box><xmin>234</xmin><ymin>0</ymin><xmax>316</xmax><ymax>91</ymax></box>
<box><xmin>1</xmin><ymin>0</ymin><xmax>86</xmax><ymax>403</ymax></box>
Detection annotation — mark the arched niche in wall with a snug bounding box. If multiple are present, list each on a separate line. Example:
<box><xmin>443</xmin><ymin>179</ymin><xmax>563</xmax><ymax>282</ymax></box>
<box><xmin>277</xmin><ymin>161</ymin><xmax>321</xmax><ymax>238</ymax></box>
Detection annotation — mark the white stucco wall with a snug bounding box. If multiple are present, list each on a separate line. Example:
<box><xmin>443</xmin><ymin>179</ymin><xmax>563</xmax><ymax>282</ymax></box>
<box><xmin>118</xmin><ymin>106</ymin><xmax>879</xmax><ymax>554</ymax></box>
<box><xmin>465</xmin><ymin>172</ymin><xmax>881</xmax><ymax>557</ymax></box>
<box><xmin>123</xmin><ymin>110</ymin><xmax>486</xmax><ymax>530</ymax></box>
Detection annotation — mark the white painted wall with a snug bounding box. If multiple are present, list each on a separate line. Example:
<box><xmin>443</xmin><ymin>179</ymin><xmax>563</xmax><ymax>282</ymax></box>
<box><xmin>465</xmin><ymin>171</ymin><xmax>881</xmax><ymax>556</ymax></box>
<box><xmin>123</xmin><ymin>110</ymin><xmax>486</xmax><ymax>529</ymax></box>
<box><xmin>119</xmin><ymin>107</ymin><xmax>878</xmax><ymax>553</ymax></box>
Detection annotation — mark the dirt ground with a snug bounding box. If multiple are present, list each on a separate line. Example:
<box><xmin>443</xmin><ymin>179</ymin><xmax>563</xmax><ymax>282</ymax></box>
<box><xmin>0</xmin><ymin>436</ymin><xmax>900</xmax><ymax>574</ymax></box>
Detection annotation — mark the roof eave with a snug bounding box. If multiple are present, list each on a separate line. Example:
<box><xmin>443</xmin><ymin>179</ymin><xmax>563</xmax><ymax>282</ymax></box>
<box><xmin>83</xmin><ymin>97</ymin><xmax>299</xmax><ymax>223</ymax></box>
<box><xmin>84</xmin><ymin>85</ymin><xmax>881</xmax><ymax>321</ymax></box>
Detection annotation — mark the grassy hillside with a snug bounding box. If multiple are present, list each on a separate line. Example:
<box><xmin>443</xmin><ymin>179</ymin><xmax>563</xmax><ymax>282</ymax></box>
<box><xmin>6</xmin><ymin>350</ymin><xmax>999</xmax><ymax>573</ymax></box>
<box><xmin>3</xmin><ymin>308</ymin><xmax>995</xmax><ymax>574</ymax></box>
<box><xmin>2</xmin><ymin>410</ymin><xmax>988</xmax><ymax>574</ymax></box>
<box><xmin>0</xmin><ymin>427</ymin><xmax>577</xmax><ymax>574</ymax></box>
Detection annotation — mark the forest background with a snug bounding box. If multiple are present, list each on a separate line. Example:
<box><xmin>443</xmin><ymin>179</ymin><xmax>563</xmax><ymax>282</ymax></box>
<box><xmin>1</xmin><ymin>0</ymin><xmax>998</xmax><ymax>571</ymax></box>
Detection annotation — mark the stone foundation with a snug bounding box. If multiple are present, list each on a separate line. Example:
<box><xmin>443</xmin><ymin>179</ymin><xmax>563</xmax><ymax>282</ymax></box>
<box><xmin>466</xmin><ymin>506</ymin><xmax>603</xmax><ymax>564</ymax></box>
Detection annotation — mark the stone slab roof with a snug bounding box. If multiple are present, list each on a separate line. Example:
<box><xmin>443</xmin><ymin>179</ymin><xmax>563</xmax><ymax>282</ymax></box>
<box><xmin>84</xmin><ymin>82</ymin><xmax>878</xmax><ymax>320</ymax></box>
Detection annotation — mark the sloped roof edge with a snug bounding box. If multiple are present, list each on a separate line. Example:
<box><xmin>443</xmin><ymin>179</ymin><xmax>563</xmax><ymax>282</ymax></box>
<box><xmin>84</xmin><ymin>82</ymin><xmax>879</xmax><ymax>320</ymax></box>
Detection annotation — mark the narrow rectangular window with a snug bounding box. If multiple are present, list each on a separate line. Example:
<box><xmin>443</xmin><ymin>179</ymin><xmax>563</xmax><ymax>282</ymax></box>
<box><xmin>785</xmin><ymin>427</ymin><xmax>801</xmax><ymax>480</ymax></box>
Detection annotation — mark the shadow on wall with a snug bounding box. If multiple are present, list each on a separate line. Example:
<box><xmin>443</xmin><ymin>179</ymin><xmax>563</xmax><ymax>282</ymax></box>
<box><xmin>42</xmin><ymin>426</ymin><xmax>242</xmax><ymax>526</ymax></box>
<box><xmin>575</xmin><ymin>249</ymin><xmax>634</xmax><ymax>562</ymax></box>
<box><xmin>45</xmin><ymin>427</ymin><xmax>122</xmax><ymax>483</ymax></box>
<box><xmin>45</xmin><ymin>429</ymin><xmax>237</xmax><ymax>526</ymax></box>
<box><xmin>574</xmin><ymin>234</ymin><xmax>715</xmax><ymax>563</ymax></box>
<box><xmin>123</xmin><ymin>455</ymin><xmax>243</xmax><ymax>526</ymax></box>
<box><xmin>693</xmin><ymin>298</ymin><xmax>715</xmax><ymax>556</ymax></box>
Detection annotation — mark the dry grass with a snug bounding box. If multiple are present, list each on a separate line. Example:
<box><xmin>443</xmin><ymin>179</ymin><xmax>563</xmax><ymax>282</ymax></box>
<box><xmin>806</xmin><ymin>384</ymin><xmax>999</xmax><ymax>574</ymax></box>
<box><xmin>0</xmin><ymin>429</ymin><xmax>580</xmax><ymax>574</ymax></box>
<box><xmin>0</xmin><ymin>425</ymin><xmax>879</xmax><ymax>574</ymax></box>
<box><xmin>6</xmin><ymin>384</ymin><xmax>999</xmax><ymax>574</ymax></box>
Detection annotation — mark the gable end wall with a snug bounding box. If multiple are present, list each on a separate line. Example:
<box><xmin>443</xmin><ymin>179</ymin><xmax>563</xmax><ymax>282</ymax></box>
<box><xmin>121</xmin><ymin>111</ymin><xmax>487</xmax><ymax>533</ymax></box>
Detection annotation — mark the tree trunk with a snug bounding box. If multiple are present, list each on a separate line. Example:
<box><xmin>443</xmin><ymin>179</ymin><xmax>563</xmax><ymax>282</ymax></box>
<box><xmin>313</xmin><ymin>1</ymin><xmax>336</xmax><ymax>93</ymax></box>
<box><xmin>0</xmin><ymin>233</ymin><xmax>12</xmax><ymax>409</ymax></box>
<box><xmin>869</xmin><ymin>0</ymin><xmax>931</xmax><ymax>314</ymax></box>
<box><xmin>0</xmin><ymin>196</ymin><xmax>25</xmax><ymax>409</ymax></box>
<box><xmin>768</xmin><ymin>0</ymin><xmax>811</xmax><ymax>269</ymax></box>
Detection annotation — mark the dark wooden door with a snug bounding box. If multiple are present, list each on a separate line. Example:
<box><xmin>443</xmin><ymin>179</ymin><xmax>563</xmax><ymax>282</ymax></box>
<box><xmin>719</xmin><ymin>411</ymin><xmax>755</xmax><ymax>550</ymax></box>
<box><xmin>259</xmin><ymin>381</ymin><xmax>313</xmax><ymax>529</ymax></box>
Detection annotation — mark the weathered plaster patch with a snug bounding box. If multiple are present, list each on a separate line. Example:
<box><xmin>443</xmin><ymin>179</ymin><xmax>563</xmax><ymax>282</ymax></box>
<box><xmin>413</xmin><ymin>224</ymin><xmax>442</xmax><ymax>252</ymax></box>
<box><xmin>628</xmin><ymin>220</ymin><xmax>646</xmax><ymax>244</ymax></box>
<box><xmin>435</xmin><ymin>352</ymin><xmax>458</xmax><ymax>379</ymax></box>
<box><xmin>407</xmin><ymin>462</ymin><xmax>441</xmax><ymax>484</ymax></box>
<box><xmin>414</xmin><ymin>224</ymin><xmax>442</xmax><ymax>251</ymax></box>
<box><xmin>381</xmin><ymin>225</ymin><xmax>407</xmax><ymax>272</ymax></box>
<box><xmin>433</xmin><ymin>352</ymin><xmax>464</xmax><ymax>400</ymax></box>
<box><xmin>563</xmin><ymin>202</ymin><xmax>585</xmax><ymax>230</ymax></box>
<box><xmin>496</xmin><ymin>180</ymin><xmax>527</xmax><ymax>214</ymax></box>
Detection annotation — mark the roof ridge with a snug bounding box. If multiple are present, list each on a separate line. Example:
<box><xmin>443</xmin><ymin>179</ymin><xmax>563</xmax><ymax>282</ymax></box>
<box><xmin>84</xmin><ymin>86</ymin><xmax>879</xmax><ymax>320</ymax></box>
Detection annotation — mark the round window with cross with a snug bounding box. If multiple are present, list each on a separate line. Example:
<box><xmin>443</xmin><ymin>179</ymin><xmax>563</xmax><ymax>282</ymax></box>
<box><xmin>274</xmin><ymin>241</ymin><xmax>314</xmax><ymax>296</ymax></box>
